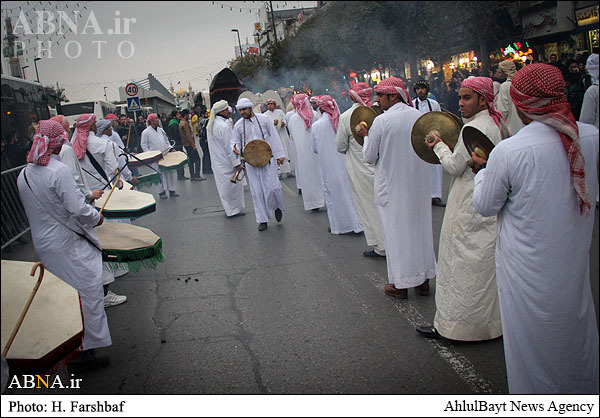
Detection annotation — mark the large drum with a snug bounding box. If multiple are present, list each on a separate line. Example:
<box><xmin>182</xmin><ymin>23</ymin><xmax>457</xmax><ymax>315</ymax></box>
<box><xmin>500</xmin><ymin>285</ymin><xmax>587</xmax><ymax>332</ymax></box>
<box><xmin>94</xmin><ymin>189</ymin><xmax>156</xmax><ymax>219</ymax></box>
<box><xmin>159</xmin><ymin>151</ymin><xmax>188</xmax><ymax>172</ymax></box>
<box><xmin>95</xmin><ymin>223</ymin><xmax>164</xmax><ymax>272</ymax></box>
<box><xmin>128</xmin><ymin>150</ymin><xmax>163</xmax><ymax>168</ymax></box>
<box><xmin>1</xmin><ymin>260</ymin><xmax>84</xmax><ymax>373</ymax></box>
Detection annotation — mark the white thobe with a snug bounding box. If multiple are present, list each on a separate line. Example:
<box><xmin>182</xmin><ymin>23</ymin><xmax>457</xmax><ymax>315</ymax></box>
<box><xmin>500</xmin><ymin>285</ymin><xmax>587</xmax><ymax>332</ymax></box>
<box><xmin>107</xmin><ymin>131</ymin><xmax>133</xmax><ymax>182</ymax></box>
<box><xmin>76</xmin><ymin>133</ymin><xmax>120</xmax><ymax>286</ymax></box>
<box><xmin>473</xmin><ymin>121</ymin><xmax>599</xmax><ymax>394</ymax></box>
<box><xmin>288</xmin><ymin>113</ymin><xmax>324</xmax><ymax>210</ymax></box>
<box><xmin>17</xmin><ymin>156</ymin><xmax>111</xmax><ymax>350</ymax></box>
<box><xmin>363</xmin><ymin>102</ymin><xmax>436</xmax><ymax>288</ymax></box>
<box><xmin>208</xmin><ymin>116</ymin><xmax>245</xmax><ymax>216</ymax></box>
<box><xmin>431</xmin><ymin>110</ymin><xmax>502</xmax><ymax>341</ymax></box>
<box><xmin>312</xmin><ymin>108</ymin><xmax>322</xmax><ymax>121</ymax></box>
<box><xmin>311</xmin><ymin>116</ymin><xmax>363</xmax><ymax>234</ymax></box>
<box><xmin>264</xmin><ymin>109</ymin><xmax>293</xmax><ymax>175</ymax></box>
<box><xmin>59</xmin><ymin>143</ymin><xmax>94</xmax><ymax>203</ymax></box>
<box><xmin>580</xmin><ymin>84</ymin><xmax>599</xmax><ymax>129</ymax></box>
<box><xmin>285</xmin><ymin>110</ymin><xmax>301</xmax><ymax>190</ymax></box>
<box><xmin>494</xmin><ymin>79</ymin><xmax>525</xmax><ymax>136</ymax></box>
<box><xmin>335</xmin><ymin>103</ymin><xmax>385</xmax><ymax>252</ymax></box>
<box><xmin>103</xmin><ymin>132</ymin><xmax>131</xmax><ymax>278</ymax></box>
<box><xmin>231</xmin><ymin>113</ymin><xmax>286</xmax><ymax>223</ymax></box>
<box><xmin>413</xmin><ymin>97</ymin><xmax>444</xmax><ymax>199</ymax></box>
<box><xmin>141</xmin><ymin>126</ymin><xmax>176</xmax><ymax>194</ymax></box>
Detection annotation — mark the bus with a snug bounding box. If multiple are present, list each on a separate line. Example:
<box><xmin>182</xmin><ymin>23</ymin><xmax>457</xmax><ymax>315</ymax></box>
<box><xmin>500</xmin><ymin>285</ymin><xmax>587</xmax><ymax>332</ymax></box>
<box><xmin>60</xmin><ymin>100</ymin><xmax>117</xmax><ymax>127</ymax></box>
<box><xmin>1</xmin><ymin>74</ymin><xmax>50</xmax><ymax>146</ymax></box>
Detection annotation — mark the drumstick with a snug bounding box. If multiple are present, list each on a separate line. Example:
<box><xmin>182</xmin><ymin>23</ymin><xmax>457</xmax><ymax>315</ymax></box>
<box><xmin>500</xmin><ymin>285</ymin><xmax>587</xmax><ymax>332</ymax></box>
<box><xmin>2</xmin><ymin>262</ymin><xmax>45</xmax><ymax>357</ymax></box>
<box><xmin>99</xmin><ymin>168</ymin><xmax>122</xmax><ymax>215</ymax></box>
<box><xmin>125</xmin><ymin>121</ymin><xmax>132</xmax><ymax>150</ymax></box>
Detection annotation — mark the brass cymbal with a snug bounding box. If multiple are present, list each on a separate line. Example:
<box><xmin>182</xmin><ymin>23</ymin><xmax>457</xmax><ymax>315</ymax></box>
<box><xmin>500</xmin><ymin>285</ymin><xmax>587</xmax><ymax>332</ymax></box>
<box><xmin>411</xmin><ymin>111</ymin><xmax>462</xmax><ymax>164</ymax></box>
<box><xmin>350</xmin><ymin>106</ymin><xmax>378</xmax><ymax>146</ymax></box>
<box><xmin>462</xmin><ymin>126</ymin><xmax>495</xmax><ymax>160</ymax></box>
<box><xmin>445</xmin><ymin>111</ymin><xmax>463</xmax><ymax>127</ymax></box>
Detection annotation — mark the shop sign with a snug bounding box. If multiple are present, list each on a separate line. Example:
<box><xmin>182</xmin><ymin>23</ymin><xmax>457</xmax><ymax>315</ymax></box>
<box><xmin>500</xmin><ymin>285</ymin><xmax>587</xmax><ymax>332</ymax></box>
<box><xmin>501</xmin><ymin>41</ymin><xmax>534</xmax><ymax>59</ymax></box>
<box><xmin>576</xmin><ymin>5</ymin><xmax>599</xmax><ymax>26</ymax></box>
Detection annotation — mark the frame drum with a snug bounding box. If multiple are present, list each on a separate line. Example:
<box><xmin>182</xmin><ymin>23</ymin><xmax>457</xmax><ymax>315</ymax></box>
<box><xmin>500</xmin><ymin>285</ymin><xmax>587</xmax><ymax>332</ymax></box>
<box><xmin>94</xmin><ymin>189</ymin><xmax>156</xmax><ymax>219</ymax></box>
<box><xmin>159</xmin><ymin>151</ymin><xmax>189</xmax><ymax>172</ymax></box>
<box><xmin>128</xmin><ymin>150</ymin><xmax>163</xmax><ymax>168</ymax></box>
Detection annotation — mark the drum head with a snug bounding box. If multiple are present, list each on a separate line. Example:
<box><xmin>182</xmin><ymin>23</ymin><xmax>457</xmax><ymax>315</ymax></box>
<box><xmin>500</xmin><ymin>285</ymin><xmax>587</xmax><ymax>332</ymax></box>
<box><xmin>129</xmin><ymin>150</ymin><xmax>163</xmax><ymax>167</ymax></box>
<box><xmin>159</xmin><ymin>151</ymin><xmax>188</xmax><ymax>171</ymax></box>
<box><xmin>1</xmin><ymin>260</ymin><xmax>83</xmax><ymax>372</ymax></box>
<box><xmin>95</xmin><ymin>189</ymin><xmax>156</xmax><ymax>218</ymax></box>
<box><xmin>95</xmin><ymin>223</ymin><xmax>163</xmax><ymax>271</ymax></box>
<box><xmin>244</xmin><ymin>140</ymin><xmax>272</xmax><ymax>167</ymax></box>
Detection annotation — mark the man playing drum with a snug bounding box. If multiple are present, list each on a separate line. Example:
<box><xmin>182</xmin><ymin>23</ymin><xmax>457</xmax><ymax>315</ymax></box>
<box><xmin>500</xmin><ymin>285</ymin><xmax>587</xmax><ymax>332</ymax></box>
<box><xmin>231</xmin><ymin>97</ymin><xmax>286</xmax><ymax>231</ymax></box>
<box><xmin>17</xmin><ymin>120</ymin><xmax>112</xmax><ymax>373</ymax></box>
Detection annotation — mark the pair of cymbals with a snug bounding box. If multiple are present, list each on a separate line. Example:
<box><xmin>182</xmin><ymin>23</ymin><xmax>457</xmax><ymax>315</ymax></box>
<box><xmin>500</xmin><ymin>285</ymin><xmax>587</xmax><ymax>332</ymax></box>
<box><xmin>411</xmin><ymin>111</ymin><xmax>463</xmax><ymax>164</ymax></box>
<box><xmin>350</xmin><ymin>105</ymin><xmax>384</xmax><ymax>146</ymax></box>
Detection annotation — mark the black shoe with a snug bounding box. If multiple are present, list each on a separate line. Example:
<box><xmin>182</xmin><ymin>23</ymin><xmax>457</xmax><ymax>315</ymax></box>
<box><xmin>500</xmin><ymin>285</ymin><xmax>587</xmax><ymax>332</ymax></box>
<box><xmin>178</xmin><ymin>176</ymin><xmax>190</xmax><ymax>181</ymax></box>
<box><xmin>169</xmin><ymin>191</ymin><xmax>180</xmax><ymax>197</ymax></box>
<box><xmin>311</xmin><ymin>208</ymin><xmax>320</xmax><ymax>213</ymax></box>
<box><xmin>416</xmin><ymin>325</ymin><xmax>442</xmax><ymax>339</ymax></box>
<box><xmin>258</xmin><ymin>222</ymin><xmax>268</xmax><ymax>231</ymax></box>
<box><xmin>432</xmin><ymin>198</ymin><xmax>446</xmax><ymax>207</ymax></box>
<box><xmin>275</xmin><ymin>208</ymin><xmax>283</xmax><ymax>222</ymax></box>
<box><xmin>159</xmin><ymin>192</ymin><xmax>168</xmax><ymax>200</ymax></box>
<box><xmin>67</xmin><ymin>350</ymin><xmax>110</xmax><ymax>374</ymax></box>
<box><xmin>298</xmin><ymin>189</ymin><xmax>302</xmax><ymax>195</ymax></box>
<box><xmin>363</xmin><ymin>249</ymin><xmax>385</xmax><ymax>258</ymax></box>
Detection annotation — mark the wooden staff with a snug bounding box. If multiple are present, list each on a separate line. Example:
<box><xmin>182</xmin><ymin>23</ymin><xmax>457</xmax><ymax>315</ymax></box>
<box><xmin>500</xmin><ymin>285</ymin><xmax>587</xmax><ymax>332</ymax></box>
<box><xmin>2</xmin><ymin>262</ymin><xmax>45</xmax><ymax>357</ymax></box>
<box><xmin>125</xmin><ymin>119</ymin><xmax>132</xmax><ymax>150</ymax></box>
<box><xmin>99</xmin><ymin>168</ymin><xmax>122</xmax><ymax>215</ymax></box>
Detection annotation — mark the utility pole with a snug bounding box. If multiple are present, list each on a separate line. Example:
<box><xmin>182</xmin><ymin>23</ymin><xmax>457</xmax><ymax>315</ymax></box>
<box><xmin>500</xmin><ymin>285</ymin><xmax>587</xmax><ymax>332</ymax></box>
<box><xmin>269</xmin><ymin>1</ymin><xmax>277</xmax><ymax>42</ymax></box>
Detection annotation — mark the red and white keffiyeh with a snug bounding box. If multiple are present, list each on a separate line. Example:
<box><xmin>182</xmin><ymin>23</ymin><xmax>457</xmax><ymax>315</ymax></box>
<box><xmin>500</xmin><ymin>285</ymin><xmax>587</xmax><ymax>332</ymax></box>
<box><xmin>106</xmin><ymin>113</ymin><xmax>119</xmax><ymax>120</ymax></box>
<box><xmin>50</xmin><ymin>115</ymin><xmax>71</xmax><ymax>134</ymax></box>
<box><xmin>26</xmin><ymin>120</ymin><xmax>68</xmax><ymax>166</ymax></box>
<box><xmin>317</xmin><ymin>95</ymin><xmax>340</xmax><ymax>133</ymax></box>
<box><xmin>373</xmin><ymin>77</ymin><xmax>412</xmax><ymax>107</ymax></box>
<box><xmin>349</xmin><ymin>82</ymin><xmax>373</xmax><ymax>107</ymax></box>
<box><xmin>291</xmin><ymin>93</ymin><xmax>314</xmax><ymax>130</ymax></box>
<box><xmin>510</xmin><ymin>63</ymin><xmax>590</xmax><ymax>215</ymax></box>
<box><xmin>71</xmin><ymin>114</ymin><xmax>96</xmax><ymax>160</ymax></box>
<box><xmin>146</xmin><ymin>113</ymin><xmax>158</xmax><ymax>127</ymax></box>
<box><xmin>460</xmin><ymin>77</ymin><xmax>504</xmax><ymax>128</ymax></box>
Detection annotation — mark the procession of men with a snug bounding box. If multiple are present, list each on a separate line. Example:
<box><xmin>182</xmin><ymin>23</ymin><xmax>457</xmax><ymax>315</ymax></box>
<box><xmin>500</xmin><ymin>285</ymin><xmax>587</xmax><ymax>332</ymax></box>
<box><xmin>4</xmin><ymin>57</ymin><xmax>599</xmax><ymax>397</ymax></box>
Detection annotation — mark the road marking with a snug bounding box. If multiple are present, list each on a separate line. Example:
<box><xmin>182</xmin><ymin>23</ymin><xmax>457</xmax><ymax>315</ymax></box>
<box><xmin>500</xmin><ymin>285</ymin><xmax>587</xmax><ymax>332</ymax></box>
<box><xmin>365</xmin><ymin>271</ymin><xmax>500</xmax><ymax>394</ymax></box>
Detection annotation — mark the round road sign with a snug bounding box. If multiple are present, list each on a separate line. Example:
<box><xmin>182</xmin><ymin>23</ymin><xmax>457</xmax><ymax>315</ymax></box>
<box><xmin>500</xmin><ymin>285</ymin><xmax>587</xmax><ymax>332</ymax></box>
<box><xmin>125</xmin><ymin>83</ymin><xmax>138</xmax><ymax>97</ymax></box>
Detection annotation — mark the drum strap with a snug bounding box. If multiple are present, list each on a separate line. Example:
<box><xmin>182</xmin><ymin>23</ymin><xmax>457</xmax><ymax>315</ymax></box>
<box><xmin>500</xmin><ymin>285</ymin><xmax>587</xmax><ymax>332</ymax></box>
<box><xmin>86</xmin><ymin>150</ymin><xmax>111</xmax><ymax>184</ymax></box>
<box><xmin>23</xmin><ymin>168</ymin><xmax>103</xmax><ymax>252</ymax></box>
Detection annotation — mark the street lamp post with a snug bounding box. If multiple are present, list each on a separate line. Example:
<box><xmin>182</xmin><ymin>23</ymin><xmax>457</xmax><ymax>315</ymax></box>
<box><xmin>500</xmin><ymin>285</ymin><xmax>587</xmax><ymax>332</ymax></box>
<box><xmin>103</xmin><ymin>86</ymin><xmax>108</xmax><ymax>101</ymax></box>
<box><xmin>34</xmin><ymin>57</ymin><xmax>41</xmax><ymax>82</ymax></box>
<box><xmin>21</xmin><ymin>65</ymin><xmax>29</xmax><ymax>79</ymax></box>
<box><xmin>231</xmin><ymin>29</ymin><xmax>243</xmax><ymax>58</ymax></box>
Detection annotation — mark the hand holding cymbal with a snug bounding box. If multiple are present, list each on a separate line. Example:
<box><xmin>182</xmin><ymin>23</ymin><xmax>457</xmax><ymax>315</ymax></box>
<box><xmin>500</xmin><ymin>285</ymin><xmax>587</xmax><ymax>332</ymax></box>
<box><xmin>424</xmin><ymin>130</ymin><xmax>443</xmax><ymax>149</ymax></box>
<box><xmin>355</xmin><ymin>121</ymin><xmax>369</xmax><ymax>138</ymax></box>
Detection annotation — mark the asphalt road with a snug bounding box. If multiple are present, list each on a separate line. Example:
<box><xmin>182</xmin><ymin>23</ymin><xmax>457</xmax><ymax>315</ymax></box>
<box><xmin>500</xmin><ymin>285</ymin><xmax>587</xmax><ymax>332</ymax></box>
<box><xmin>3</xmin><ymin>169</ymin><xmax>599</xmax><ymax>395</ymax></box>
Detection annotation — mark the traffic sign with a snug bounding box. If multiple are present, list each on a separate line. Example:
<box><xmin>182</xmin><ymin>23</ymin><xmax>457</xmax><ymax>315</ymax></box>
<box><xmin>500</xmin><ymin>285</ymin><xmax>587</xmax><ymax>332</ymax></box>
<box><xmin>125</xmin><ymin>82</ymin><xmax>139</xmax><ymax>97</ymax></box>
<box><xmin>127</xmin><ymin>96</ymin><xmax>141</xmax><ymax>111</ymax></box>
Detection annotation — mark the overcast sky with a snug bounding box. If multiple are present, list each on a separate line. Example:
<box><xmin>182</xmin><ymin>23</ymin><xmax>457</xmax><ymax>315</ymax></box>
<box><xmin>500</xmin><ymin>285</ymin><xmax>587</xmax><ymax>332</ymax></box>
<box><xmin>1</xmin><ymin>1</ymin><xmax>316</xmax><ymax>102</ymax></box>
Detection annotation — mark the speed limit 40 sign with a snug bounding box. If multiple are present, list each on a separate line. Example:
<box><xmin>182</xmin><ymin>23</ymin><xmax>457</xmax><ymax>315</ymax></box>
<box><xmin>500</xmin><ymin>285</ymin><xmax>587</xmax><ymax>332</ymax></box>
<box><xmin>125</xmin><ymin>82</ymin><xmax>139</xmax><ymax>97</ymax></box>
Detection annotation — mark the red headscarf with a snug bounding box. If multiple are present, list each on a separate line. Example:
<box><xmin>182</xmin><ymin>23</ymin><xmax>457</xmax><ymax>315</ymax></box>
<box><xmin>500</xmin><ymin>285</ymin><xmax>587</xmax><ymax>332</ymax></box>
<box><xmin>510</xmin><ymin>63</ymin><xmax>590</xmax><ymax>215</ymax></box>
<box><xmin>147</xmin><ymin>113</ymin><xmax>159</xmax><ymax>127</ymax></box>
<box><xmin>317</xmin><ymin>95</ymin><xmax>340</xmax><ymax>133</ymax></box>
<box><xmin>291</xmin><ymin>94</ymin><xmax>314</xmax><ymax>130</ymax></box>
<box><xmin>106</xmin><ymin>113</ymin><xmax>119</xmax><ymax>120</ymax></box>
<box><xmin>50</xmin><ymin>115</ymin><xmax>71</xmax><ymax>135</ymax></box>
<box><xmin>349</xmin><ymin>82</ymin><xmax>373</xmax><ymax>107</ymax></box>
<box><xmin>71</xmin><ymin>114</ymin><xmax>96</xmax><ymax>159</ymax></box>
<box><xmin>460</xmin><ymin>77</ymin><xmax>504</xmax><ymax>128</ymax></box>
<box><xmin>26</xmin><ymin>120</ymin><xmax>68</xmax><ymax>166</ymax></box>
<box><xmin>373</xmin><ymin>77</ymin><xmax>413</xmax><ymax>107</ymax></box>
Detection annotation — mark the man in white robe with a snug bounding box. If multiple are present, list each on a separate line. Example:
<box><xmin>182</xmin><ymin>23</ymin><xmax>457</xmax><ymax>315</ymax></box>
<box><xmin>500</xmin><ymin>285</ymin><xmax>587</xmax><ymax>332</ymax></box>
<box><xmin>231</xmin><ymin>98</ymin><xmax>286</xmax><ymax>231</ymax></box>
<box><xmin>264</xmin><ymin>99</ymin><xmax>294</xmax><ymax>177</ymax></box>
<box><xmin>494</xmin><ymin>60</ymin><xmax>525</xmax><ymax>136</ymax></box>
<box><xmin>310</xmin><ymin>96</ymin><xmax>322</xmax><ymax>122</ymax></box>
<box><xmin>472</xmin><ymin>63</ymin><xmax>599</xmax><ymax>394</ymax></box>
<box><xmin>335</xmin><ymin>82</ymin><xmax>386</xmax><ymax>257</ymax></box>
<box><xmin>412</xmin><ymin>80</ymin><xmax>446</xmax><ymax>207</ymax></box>
<box><xmin>418</xmin><ymin>77</ymin><xmax>503</xmax><ymax>341</ymax></box>
<box><xmin>360</xmin><ymin>77</ymin><xmax>437</xmax><ymax>298</ymax></box>
<box><xmin>207</xmin><ymin>100</ymin><xmax>245</xmax><ymax>217</ymax></box>
<box><xmin>141</xmin><ymin>113</ymin><xmax>178</xmax><ymax>199</ymax></box>
<box><xmin>284</xmin><ymin>107</ymin><xmax>301</xmax><ymax>192</ymax></box>
<box><xmin>311</xmin><ymin>95</ymin><xmax>363</xmax><ymax>235</ymax></box>
<box><xmin>288</xmin><ymin>94</ymin><xmax>325</xmax><ymax>212</ymax></box>
<box><xmin>71</xmin><ymin>115</ymin><xmax>127</xmax><ymax>307</ymax></box>
<box><xmin>17</xmin><ymin>120</ymin><xmax>111</xmax><ymax>373</ymax></box>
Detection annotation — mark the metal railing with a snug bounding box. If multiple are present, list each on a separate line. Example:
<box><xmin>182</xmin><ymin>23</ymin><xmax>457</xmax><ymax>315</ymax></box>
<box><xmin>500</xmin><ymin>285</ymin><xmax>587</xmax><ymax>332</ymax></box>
<box><xmin>1</xmin><ymin>164</ymin><xmax>30</xmax><ymax>250</ymax></box>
